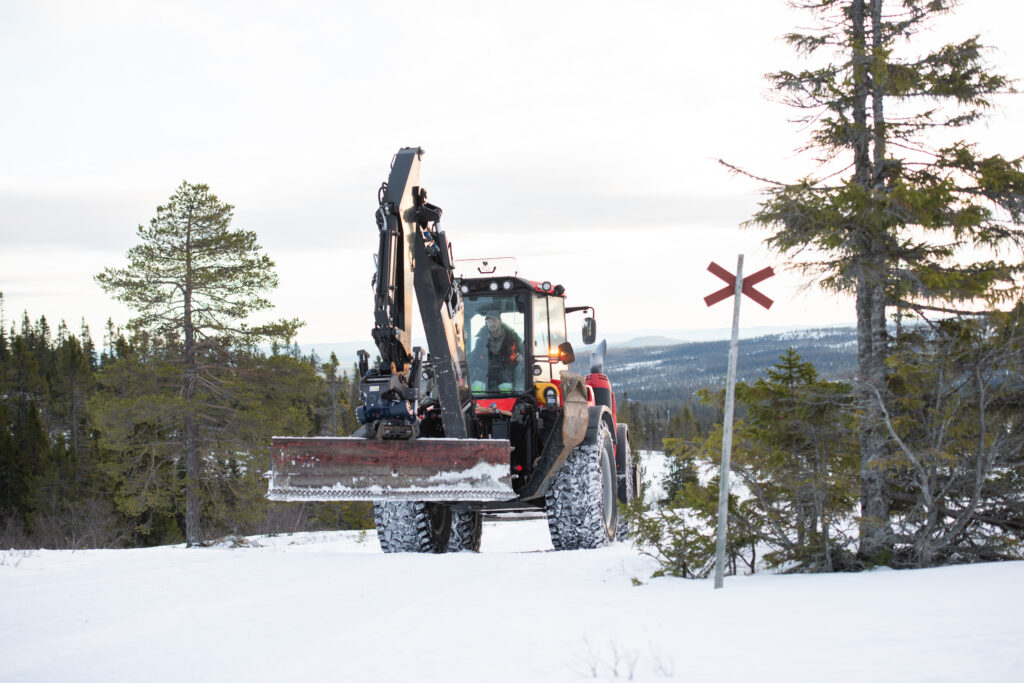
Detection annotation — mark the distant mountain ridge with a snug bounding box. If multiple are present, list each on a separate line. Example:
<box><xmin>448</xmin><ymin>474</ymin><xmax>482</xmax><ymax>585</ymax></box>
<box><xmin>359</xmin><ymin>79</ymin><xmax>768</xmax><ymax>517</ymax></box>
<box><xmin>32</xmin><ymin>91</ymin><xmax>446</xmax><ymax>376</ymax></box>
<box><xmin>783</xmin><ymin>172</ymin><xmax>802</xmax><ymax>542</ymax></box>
<box><xmin>572</xmin><ymin>326</ymin><xmax>858</xmax><ymax>405</ymax></box>
<box><xmin>588</xmin><ymin>323</ymin><xmax>856</xmax><ymax>347</ymax></box>
<box><xmin>618</xmin><ymin>335</ymin><xmax>686</xmax><ymax>348</ymax></box>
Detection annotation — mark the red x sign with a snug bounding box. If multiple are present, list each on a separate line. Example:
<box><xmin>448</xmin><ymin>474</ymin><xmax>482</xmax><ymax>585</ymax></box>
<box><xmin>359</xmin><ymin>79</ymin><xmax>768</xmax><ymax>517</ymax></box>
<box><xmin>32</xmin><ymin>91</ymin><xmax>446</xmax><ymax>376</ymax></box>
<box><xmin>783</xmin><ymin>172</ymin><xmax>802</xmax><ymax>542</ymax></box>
<box><xmin>704</xmin><ymin>262</ymin><xmax>775</xmax><ymax>309</ymax></box>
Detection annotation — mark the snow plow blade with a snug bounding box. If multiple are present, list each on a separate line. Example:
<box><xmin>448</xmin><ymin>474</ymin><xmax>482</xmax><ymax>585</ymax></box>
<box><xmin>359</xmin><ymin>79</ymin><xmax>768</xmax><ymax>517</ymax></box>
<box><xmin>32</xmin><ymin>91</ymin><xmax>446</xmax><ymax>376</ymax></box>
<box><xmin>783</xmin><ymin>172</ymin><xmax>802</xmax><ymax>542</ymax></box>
<box><xmin>267</xmin><ymin>436</ymin><xmax>515</xmax><ymax>502</ymax></box>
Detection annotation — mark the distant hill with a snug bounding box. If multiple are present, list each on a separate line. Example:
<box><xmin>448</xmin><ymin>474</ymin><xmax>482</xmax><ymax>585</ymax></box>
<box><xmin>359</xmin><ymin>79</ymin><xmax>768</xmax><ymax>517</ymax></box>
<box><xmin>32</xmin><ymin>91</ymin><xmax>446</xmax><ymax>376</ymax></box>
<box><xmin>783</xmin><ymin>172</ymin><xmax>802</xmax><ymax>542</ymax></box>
<box><xmin>572</xmin><ymin>327</ymin><xmax>858</xmax><ymax>405</ymax></box>
<box><xmin>585</xmin><ymin>323</ymin><xmax>856</xmax><ymax>347</ymax></box>
<box><xmin>619</xmin><ymin>335</ymin><xmax>687</xmax><ymax>348</ymax></box>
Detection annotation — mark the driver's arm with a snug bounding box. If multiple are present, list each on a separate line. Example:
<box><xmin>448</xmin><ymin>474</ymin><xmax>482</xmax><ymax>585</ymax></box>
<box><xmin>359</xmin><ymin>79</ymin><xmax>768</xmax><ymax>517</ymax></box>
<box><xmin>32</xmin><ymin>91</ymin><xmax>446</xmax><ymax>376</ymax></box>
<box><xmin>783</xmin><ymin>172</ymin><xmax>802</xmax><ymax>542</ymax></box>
<box><xmin>510</xmin><ymin>330</ymin><xmax>524</xmax><ymax>364</ymax></box>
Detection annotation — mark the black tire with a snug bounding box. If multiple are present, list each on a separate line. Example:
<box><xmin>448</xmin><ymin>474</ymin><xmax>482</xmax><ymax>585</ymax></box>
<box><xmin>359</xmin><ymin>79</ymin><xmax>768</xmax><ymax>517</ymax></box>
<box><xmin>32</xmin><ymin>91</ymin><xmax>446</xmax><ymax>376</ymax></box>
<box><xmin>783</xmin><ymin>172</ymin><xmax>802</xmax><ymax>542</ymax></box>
<box><xmin>615</xmin><ymin>423</ymin><xmax>636</xmax><ymax>542</ymax></box>
<box><xmin>373</xmin><ymin>501</ymin><xmax>452</xmax><ymax>553</ymax></box>
<box><xmin>448</xmin><ymin>510</ymin><xmax>483</xmax><ymax>552</ymax></box>
<box><xmin>546</xmin><ymin>421</ymin><xmax>617</xmax><ymax>550</ymax></box>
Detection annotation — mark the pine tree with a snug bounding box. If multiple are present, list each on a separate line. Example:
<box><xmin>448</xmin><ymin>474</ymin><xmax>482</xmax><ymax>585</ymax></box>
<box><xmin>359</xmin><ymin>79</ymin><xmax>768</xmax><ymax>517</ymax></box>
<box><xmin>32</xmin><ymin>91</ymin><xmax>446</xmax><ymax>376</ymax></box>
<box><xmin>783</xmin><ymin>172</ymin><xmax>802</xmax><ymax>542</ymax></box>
<box><xmin>734</xmin><ymin>0</ymin><xmax>1024</xmax><ymax>563</ymax></box>
<box><xmin>95</xmin><ymin>181</ymin><xmax>300</xmax><ymax>546</ymax></box>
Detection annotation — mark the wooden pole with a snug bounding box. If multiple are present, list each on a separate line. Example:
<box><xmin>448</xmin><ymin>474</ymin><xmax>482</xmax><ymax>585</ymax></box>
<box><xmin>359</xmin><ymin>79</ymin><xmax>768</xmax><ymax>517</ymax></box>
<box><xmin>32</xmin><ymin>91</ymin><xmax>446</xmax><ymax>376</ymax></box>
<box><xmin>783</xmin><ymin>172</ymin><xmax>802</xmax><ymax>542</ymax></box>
<box><xmin>714</xmin><ymin>254</ymin><xmax>743</xmax><ymax>589</ymax></box>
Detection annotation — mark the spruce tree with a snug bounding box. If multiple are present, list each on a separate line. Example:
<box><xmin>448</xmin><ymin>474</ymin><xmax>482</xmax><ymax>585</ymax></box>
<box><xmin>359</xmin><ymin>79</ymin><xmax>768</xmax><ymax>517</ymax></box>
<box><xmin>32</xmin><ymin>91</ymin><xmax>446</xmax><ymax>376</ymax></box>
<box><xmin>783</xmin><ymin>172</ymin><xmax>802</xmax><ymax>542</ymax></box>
<box><xmin>95</xmin><ymin>181</ymin><xmax>300</xmax><ymax>546</ymax></box>
<box><xmin>735</xmin><ymin>0</ymin><xmax>1024</xmax><ymax>563</ymax></box>
<box><xmin>661</xmin><ymin>404</ymin><xmax>702</xmax><ymax>503</ymax></box>
<box><xmin>731</xmin><ymin>349</ymin><xmax>859</xmax><ymax>571</ymax></box>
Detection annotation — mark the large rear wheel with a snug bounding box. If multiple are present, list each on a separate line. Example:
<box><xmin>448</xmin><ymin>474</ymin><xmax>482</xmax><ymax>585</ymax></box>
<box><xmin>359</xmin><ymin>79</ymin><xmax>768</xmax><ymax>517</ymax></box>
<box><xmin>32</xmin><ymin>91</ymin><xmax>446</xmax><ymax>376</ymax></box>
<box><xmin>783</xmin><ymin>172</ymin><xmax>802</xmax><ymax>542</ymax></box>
<box><xmin>546</xmin><ymin>421</ymin><xmax>617</xmax><ymax>550</ymax></box>
<box><xmin>374</xmin><ymin>501</ymin><xmax>452</xmax><ymax>553</ymax></box>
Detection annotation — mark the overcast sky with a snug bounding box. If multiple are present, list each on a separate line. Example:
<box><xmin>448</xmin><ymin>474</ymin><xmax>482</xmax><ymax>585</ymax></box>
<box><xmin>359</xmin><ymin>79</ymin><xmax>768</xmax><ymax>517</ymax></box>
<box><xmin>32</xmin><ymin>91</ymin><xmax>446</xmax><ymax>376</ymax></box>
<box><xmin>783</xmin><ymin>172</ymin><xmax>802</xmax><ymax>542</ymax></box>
<box><xmin>2</xmin><ymin>0</ymin><xmax>1022</xmax><ymax>348</ymax></box>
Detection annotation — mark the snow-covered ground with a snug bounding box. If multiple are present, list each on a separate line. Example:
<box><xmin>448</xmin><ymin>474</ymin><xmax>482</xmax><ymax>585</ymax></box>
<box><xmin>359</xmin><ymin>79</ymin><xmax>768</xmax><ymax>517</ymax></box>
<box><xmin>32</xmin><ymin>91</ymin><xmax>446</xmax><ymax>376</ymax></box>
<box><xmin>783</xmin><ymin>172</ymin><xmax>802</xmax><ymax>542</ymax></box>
<box><xmin>2</xmin><ymin>519</ymin><xmax>1022</xmax><ymax>682</ymax></box>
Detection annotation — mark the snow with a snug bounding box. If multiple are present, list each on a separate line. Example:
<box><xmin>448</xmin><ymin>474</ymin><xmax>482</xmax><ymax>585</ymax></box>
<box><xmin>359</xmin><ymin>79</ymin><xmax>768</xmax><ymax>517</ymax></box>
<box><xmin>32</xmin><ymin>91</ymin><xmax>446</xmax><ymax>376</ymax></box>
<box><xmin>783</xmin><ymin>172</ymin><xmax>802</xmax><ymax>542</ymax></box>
<box><xmin>640</xmin><ymin>450</ymin><xmax>669</xmax><ymax>505</ymax></box>
<box><xmin>2</xmin><ymin>522</ymin><xmax>1023</xmax><ymax>682</ymax></box>
<box><xmin>424</xmin><ymin>460</ymin><xmax>512</xmax><ymax>486</ymax></box>
<box><xmin>615</xmin><ymin>360</ymin><xmax>662</xmax><ymax>373</ymax></box>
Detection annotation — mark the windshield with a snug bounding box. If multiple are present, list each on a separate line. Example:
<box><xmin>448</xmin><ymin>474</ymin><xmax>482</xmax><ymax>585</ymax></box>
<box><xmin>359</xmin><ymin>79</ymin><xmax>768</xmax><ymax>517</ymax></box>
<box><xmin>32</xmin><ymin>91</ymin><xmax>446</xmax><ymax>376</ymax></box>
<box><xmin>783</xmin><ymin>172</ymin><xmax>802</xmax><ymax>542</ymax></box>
<box><xmin>463</xmin><ymin>293</ymin><xmax>527</xmax><ymax>396</ymax></box>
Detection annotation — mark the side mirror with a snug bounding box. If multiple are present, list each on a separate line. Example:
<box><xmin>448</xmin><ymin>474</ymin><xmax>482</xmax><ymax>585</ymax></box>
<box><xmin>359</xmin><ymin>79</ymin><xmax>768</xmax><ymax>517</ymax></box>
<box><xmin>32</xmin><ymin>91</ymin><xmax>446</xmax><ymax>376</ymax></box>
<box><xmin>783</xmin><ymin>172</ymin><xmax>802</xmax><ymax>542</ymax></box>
<box><xmin>582</xmin><ymin>317</ymin><xmax>597</xmax><ymax>345</ymax></box>
<box><xmin>557</xmin><ymin>341</ymin><xmax>575</xmax><ymax>365</ymax></box>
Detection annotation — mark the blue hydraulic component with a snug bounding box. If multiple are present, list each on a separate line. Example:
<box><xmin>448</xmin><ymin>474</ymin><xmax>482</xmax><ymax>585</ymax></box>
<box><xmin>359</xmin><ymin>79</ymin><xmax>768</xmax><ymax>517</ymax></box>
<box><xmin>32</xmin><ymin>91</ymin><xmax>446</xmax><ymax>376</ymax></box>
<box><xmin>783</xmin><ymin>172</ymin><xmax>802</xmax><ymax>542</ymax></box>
<box><xmin>355</xmin><ymin>346</ymin><xmax>425</xmax><ymax>425</ymax></box>
<box><xmin>357</xmin><ymin>397</ymin><xmax>415</xmax><ymax>425</ymax></box>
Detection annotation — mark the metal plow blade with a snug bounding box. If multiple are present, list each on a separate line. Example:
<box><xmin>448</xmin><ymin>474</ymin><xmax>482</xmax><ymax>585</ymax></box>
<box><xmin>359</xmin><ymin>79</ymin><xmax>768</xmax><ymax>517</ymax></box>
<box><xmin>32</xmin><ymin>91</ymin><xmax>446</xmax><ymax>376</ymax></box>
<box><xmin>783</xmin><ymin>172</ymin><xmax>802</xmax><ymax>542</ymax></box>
<box><xmin>267</xmin><ymin>436</ymin><xmax>515</xmax><ymax>502</ymax></box>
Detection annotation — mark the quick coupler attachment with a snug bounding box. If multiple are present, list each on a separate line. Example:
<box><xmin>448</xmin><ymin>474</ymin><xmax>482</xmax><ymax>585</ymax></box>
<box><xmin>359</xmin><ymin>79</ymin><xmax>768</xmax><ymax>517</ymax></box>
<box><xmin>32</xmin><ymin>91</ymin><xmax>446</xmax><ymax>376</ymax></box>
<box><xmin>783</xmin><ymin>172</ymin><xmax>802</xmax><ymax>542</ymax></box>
<box><xmin>357</xmin><ymin>399</ymin><xmax>415</xmax><ymax>424</ymax></box>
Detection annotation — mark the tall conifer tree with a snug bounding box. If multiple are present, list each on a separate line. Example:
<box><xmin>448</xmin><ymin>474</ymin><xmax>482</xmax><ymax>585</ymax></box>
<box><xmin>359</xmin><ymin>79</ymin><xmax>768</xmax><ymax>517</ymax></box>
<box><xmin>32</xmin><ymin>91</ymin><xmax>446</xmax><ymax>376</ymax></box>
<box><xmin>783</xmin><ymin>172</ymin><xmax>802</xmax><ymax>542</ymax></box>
<box><xmin>735</xmin><ymin>0</ymin><xmax>1024</xmax><ymax>562</ymax></box>
<box><xmin>96</xmin><ymin>182</ymin><xmax>299</xmax><ymax>546</ymax></box>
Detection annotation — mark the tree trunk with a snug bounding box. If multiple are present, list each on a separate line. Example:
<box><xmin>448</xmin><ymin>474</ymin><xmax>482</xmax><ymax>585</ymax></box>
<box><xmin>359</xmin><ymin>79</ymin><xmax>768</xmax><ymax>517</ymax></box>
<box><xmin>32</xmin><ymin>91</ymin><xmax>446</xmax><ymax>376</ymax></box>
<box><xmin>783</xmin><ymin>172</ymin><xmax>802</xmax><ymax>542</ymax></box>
<box><xmin>857</xmin><ymin>275</ymin><xmax>892</xmax><ymax>563</ymax></box>
<box><xmin>869</xmin><ymin>0</ymin><xmax>887</xmax><ymax>183</ymax></box>
<box><xmin>184</xmin><ymin>412</ymin><xmax>202</xmax><ymax>546</ymax></box>
<box><xmin>850</xmin><ymin>0</ymin><xmax>872</xmax><ymax>188</ymax></box>
<box><xmin>849</xmin><ymin>0</ymin><xmax>893</xmax><ymax>564</ymax></box>
<box><xmin>813</xmin><ymin>441</ymin><xmax>833</xmax><ymax>571</ymax></box>
<box><xmin>183</xmin><ymin>215</ymin><xmax>203</xmax><ymax>547</ymax></box>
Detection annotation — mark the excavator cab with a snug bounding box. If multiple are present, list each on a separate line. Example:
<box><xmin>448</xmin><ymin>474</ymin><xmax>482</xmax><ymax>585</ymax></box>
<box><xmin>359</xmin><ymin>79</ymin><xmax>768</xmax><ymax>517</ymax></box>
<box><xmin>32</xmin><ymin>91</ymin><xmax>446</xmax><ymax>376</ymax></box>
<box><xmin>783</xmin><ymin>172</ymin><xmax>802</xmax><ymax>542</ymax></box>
<box><xmin>462</xmin><ymin>293</ymin><xmax>528</xmax><ymax>396</ymax></box>
<box><xmin>460</xmin><ymin>278</ymin><xmax>572</xmax><ymax>403</ymax></box>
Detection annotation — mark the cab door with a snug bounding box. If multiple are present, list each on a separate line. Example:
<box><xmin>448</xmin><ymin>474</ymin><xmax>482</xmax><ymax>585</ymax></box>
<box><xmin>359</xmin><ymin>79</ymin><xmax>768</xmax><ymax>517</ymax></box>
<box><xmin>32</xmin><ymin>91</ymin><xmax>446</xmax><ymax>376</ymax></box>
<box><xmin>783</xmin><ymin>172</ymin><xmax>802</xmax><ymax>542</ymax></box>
<box><xmin>531</xmin><ymin>294</ymin><xmax>568</xmax><ymax>383</ymax></box>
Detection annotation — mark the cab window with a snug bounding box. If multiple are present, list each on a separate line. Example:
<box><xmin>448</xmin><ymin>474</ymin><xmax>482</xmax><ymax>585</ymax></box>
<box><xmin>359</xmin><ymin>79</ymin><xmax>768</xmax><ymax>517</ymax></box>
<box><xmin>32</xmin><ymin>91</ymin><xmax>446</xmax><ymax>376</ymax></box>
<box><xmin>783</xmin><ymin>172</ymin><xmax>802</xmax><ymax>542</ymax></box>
<box><xmin>463</xmin><ymin>294</ymin><xmax>527</xmax><ymax>395</ymax></box>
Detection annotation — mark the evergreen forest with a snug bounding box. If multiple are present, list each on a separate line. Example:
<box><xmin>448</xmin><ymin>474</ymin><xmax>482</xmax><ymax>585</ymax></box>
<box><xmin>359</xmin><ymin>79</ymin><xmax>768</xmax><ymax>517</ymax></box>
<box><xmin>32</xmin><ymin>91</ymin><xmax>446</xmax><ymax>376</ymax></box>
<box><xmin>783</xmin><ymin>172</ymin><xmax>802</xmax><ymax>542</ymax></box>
<box><xmin>0</xmin><ymin>305</ymin><xmax>372</xmax><ymax>549</ymax></box>
<box><xmin>0</xmin><ymin>180</ymin><xmax>375</xmax><ymax>549</ymax></box>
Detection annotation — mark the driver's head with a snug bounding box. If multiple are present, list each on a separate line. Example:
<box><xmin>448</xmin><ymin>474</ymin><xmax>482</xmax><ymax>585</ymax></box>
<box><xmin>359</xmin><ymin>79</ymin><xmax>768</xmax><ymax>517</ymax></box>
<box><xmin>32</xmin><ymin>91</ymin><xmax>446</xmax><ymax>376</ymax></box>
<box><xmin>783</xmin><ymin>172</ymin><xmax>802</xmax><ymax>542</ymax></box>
<box><xmin>485</xmin><ymin>310</ymin><xmax>502</xmax><ymax>334</ymax></box>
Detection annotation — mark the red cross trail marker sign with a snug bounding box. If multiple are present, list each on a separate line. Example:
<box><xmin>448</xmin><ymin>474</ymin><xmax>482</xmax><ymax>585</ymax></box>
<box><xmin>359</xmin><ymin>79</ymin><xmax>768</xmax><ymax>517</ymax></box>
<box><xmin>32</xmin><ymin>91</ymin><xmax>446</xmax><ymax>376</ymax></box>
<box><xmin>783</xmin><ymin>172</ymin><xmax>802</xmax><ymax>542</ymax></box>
<box><xmin>704</xmin><ymin>262</ymin><xmax>775</xmax><ymax>309</ymax></box>
<box><xmin>702</xmin><ymin>255</ymin><xmax>775</xmax><ymax>589</ymax></box>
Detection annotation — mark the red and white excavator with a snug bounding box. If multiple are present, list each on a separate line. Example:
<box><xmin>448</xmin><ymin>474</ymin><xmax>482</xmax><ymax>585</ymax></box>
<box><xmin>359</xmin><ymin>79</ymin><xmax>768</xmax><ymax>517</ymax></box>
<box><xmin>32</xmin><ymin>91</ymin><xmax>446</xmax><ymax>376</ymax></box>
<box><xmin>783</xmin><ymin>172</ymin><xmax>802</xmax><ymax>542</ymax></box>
<box><xmin>268</xmin><ymin>147</ymin><xmax>639</xmax><ymax>552</ymax></box>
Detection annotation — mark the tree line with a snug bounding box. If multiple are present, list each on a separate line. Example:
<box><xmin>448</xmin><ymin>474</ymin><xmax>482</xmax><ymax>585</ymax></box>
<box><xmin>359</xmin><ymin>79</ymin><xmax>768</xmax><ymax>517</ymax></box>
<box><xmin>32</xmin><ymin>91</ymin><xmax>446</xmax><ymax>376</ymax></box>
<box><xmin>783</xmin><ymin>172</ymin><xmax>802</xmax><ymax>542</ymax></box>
<box><xmin>625</xmin><ymin>328</ymin><xmax>1024</xmax><ymax>577</ymax></box>
<box><xmin>0</xmin><ymin>183</ymin><xmax>371</xmax><ymax>549</ymax></box>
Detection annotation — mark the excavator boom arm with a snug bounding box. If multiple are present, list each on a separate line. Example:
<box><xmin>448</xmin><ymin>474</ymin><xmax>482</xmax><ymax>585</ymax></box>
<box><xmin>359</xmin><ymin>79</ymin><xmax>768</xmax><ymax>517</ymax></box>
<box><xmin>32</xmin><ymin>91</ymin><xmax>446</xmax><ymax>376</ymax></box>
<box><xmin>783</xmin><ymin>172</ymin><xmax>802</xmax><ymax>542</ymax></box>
<box><xmin>267</xmin><ymin>148</ymin><xmax>510</xmax><ymax>503</ymax></box>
